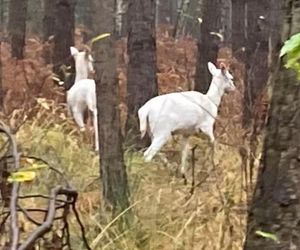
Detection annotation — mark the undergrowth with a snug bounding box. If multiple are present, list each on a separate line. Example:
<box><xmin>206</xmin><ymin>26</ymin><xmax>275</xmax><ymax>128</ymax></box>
<box><xmin>2</xmin><ymin>100</ymin><xmax>250</xmax><ymax>250</ymax></box>
<box><xmin>0</xmin><ymin>26</ymin><xmax>258</xmax><ymax>249</ymax></box>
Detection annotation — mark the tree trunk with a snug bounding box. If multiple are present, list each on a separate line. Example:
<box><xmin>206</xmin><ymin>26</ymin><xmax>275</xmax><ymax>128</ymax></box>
<box><xmin>156</xmin><ymin>0</ymin><xmax>173</xmax><ymax>25</ymax></box>
<box><xmin>8</xmin><ymin>0</ymin><xmax>28</xmax><ymax>59</ymax></box>
<box><xmin>126</xmin><ymin>0</ymin><xmax>158</xmax><ymax>146</ymax></box>
<box><xmin>244</xmin><ymin>1</ymin><xmax>300</xmax><ymax>249</ymax></box>
<box><xmin>0</xmin><ymin>41</ymin><xmax>3</xmax><ymax>110</ymax></box>
<box><xmin>115</xmin><ymin>0</ymin><xmax>128</xmax><ymax>37</ymax></box>
<box><xmin>269</xmin><ymin>0</ymin><xmax>283</xmax><ymax>63</ymax></box>
<box><xmin>181</xmin><ymin>0</ymin><xmax>199</xmax><ymax>37</ymax></box>
<box><xmin>194</xmin><ymin>0</ymin><xmax>220</xmax><ymax>93</ymax></box>
<box><xmin>52</xmin><ymin>0</ymin><xmax>76</xmax><ymax>77</ymax></box>
<box><xmin>43</xmin><ymin>0</ymin><xmax>56</xmax><ymax>41</ymax></box>
<box><xmin>76</xmin><ymin>0</ymin><xmax>95</xmax><ymax>33</ymax></box>
<box><xmin>232</xmin><ymin>0</ymin><xmax>246</xmax><ymax>61</ymax></box>
<box><xmin>173</xmin><ymin>0</ymin><xmax>190</xmax><ymax>38</ymax></box>
<box><xmin>220</xmin><ymin>0</ymin><xmax>232</xmax><ymax>46</ymax></box>
<box><xmin>27</xmin><ymin>0</ymin><xmax>43</xmax><ymax>35</ymax></box>
<box><xmin>92</xmin><ymin>1</ymin><xmax>130</xmax><ymax>213</ymax></box>
<box><xmin>248</xmin><ymin>0</ymin><xmax>284</xmax><ymax>175</ymax></box>
<box><xmin>242</xmin><ymin>1</ymin><xmax>269</xmax><ymax>127</ymax></box>
<box><xmin>0</xmin><ymin>0</ymin><xmax>4</xmax><ymax>32</ymax></box>
<box><xmin>169</xmin><ymin>0</ymin><xmax>178</xmax><ymax>27</ymax></box>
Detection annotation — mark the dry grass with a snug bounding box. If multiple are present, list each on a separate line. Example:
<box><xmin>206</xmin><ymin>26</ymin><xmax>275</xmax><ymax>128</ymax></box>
<box><xmin>0</xmin><ymin>99</ymin><xmax>251</xmax><ymax>249</ymax></box>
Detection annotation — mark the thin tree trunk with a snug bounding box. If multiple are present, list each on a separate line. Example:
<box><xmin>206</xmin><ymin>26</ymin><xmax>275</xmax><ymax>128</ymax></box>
<box><xmin>43</xmin><ymin>0</ymin><xmax>56</xmax><ymax>41</ymax></box>
<box><xmin>194</xmin><ymin>0</ymin><xmax>220</xmax><ymax>93</ymax></box>
<box><xmin>115</xmin><ymin>0</ymin><xmax>128</xmax><ymax>37</ymax></box>
<box><xmin>27</xmin><ymin>0</ymin><xmax>43</xmax><ymax>35</ymax></box>
<box><xmin>184</xmin><ymin>0</ymin><xmax>201</xmax><ymax>37</ymax></box>
<box><xmin>269</xmin><ymin>0</ymin><xmax>283</xmax><ymax>64</ymax></box>
<box><xmin>244</xmin><ymin>1</ymin><xmax>300</xmax><ymax>249</ymax></box>
<box><xmin>156</xmin><ymin>0</ymin><xmax>172</xmax><ymax>25</ymax></box>
<box><xmin>173</xmin><ymin>0</ymin><xmax>190</xmax><ymax>38</ymax></box>
<box><xmin>126</xmin><ymin>0</ymin><xmax>158</xmax><ymax>147</ymax></box>
<box><xmin>76</xmin><ymin>0</ymin><xmax>95</xmax><ymax>33</ymax></box>
<box><xmin>232</xmin><ymin>0</ymin><xmax>246</xmax><ymax>61</ymax></box>
<box><xmin>242</xmin><ymin>1</ymin><xmax>269</xmax><ymax>127</ymax></box>
<box><xmin>8</xmin><ymin>0</ymin><xmax>28</xmax><ymax>59</ymax></box>
<box><xmin>0</xmin><ymin>41</ymin><xmax>3</xmax><ymax>110</ymax></box>
<box><xmin>169</xmin><ymin>0</ymin><xmax>178</xmax><ymax>26</ymax></box>
<box><xmin>220</xmin><ymin>0</ymin><xmax>232</xmax><ymax>46</ymax></box>
<box><xmin>93</xmin><ymin>0</ymin><xmax>130</xmax><ymax>213</ymax></box>
<box><xmin>52</xmin><ymin>0</ymin><xmax>76</xmax><ymax>76</ymax></box>
<box><xmin>0</xmin><ymin>0</ymin><xmax>4</xmax><ymax>31</ymax></box>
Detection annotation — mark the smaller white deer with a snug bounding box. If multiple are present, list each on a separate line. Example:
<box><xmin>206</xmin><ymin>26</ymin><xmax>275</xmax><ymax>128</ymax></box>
<box><xmin>138</xmin><ymin>62</ymin><xmax>235</xmax><ymax>179</ymax></box>
<box><xmin>60</xmin><ymin>46</ymin><xmax>99</xmax><ymax>151</ymax></box>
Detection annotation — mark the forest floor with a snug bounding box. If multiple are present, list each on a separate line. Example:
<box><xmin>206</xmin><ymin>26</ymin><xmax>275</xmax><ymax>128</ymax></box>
<box><xmin>0</xmin><ymin>26</ymin><xmax>262</xmax><ymax>249</ymax></box>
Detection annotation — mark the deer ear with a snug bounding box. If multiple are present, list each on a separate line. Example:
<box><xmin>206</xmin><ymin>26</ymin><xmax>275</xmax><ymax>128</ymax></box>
<box><xmin>208</xmin><ymin>62</ymin><xmax>218</xmax><ymax>75</ymax></box>
<box><xmin>70</xmin><ymin>46</ymin><xmax>79</xmax><ymax>57</ymax></box>
<box><xmin>220</xmin><ymin>63</ymin><xmax>226</xmax><ymax>75</ymax></box>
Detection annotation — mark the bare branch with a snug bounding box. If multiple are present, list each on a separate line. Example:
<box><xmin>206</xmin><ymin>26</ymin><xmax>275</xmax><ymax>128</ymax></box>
<box><xmin>18</xmin><ymin>186</ymin><xmax>77</xmax><ymax>250</ymax></box>
<box><xmin>0</xmin><ymin>123</ymin><xmax>20</xmax><ymax>250</ymax></box>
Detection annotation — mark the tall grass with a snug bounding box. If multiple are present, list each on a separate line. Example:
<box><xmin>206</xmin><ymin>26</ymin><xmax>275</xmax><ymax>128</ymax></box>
<box><xmin>1</xmin><ymin>99</ymin><xmax>251</xmax><ymax>250</ymax></box>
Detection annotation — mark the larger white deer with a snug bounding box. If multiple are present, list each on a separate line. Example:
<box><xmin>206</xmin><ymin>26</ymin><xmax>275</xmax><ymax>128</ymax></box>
<box><xmin>65</xmin><ymin>46</ymin><xmax>99</xmax><ymax>151</ymax></box>
<box><xmin>138</xmin><ymin>62</ymin><xmax>235</xmax><ymax>179</ymax></box>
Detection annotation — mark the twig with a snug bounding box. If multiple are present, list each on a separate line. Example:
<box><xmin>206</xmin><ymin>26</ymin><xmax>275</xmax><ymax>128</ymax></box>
<box><xmin>0</xmin><ymin>213</ymin><xmax>10</xmax><ymax>232</ymax></box>
<box><xmin>0</xmin><ymin>123</ymin><xmax>20</xmax><ymax>250</ymax></box>
<box><xmin>18</xmin><ymin>186</ymin><xmax>77</xmax><ymax>250</ymax></box>
<box><xmin>17</xmin><ymin>206</ymin><xmax>42</xmax><ymax>226</ymax></box>
<box><xmin>72</xmin><ymin>202</ymin><xmax>92</xmax><ymax>250</ymax></box>
<box><xmin>190</xmin><ymin>145</ymin><xmax>198</xmax><ymax>195</ymax></box>
<box><xmin>18</xmin><ymin>194</ymin><xmax>67</xmax><ymax>204</ymax></box>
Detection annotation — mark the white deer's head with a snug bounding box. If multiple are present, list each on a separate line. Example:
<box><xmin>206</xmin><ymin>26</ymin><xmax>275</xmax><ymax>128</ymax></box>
<box><xmin>208</xmin><ymin>62</ymin><xmax>235</xmax><ymax>94</ymax></box>
<box><xmin>70</xmin><ymin>46</ymin><xmax>94</xmax><ymax>82</ymax></box>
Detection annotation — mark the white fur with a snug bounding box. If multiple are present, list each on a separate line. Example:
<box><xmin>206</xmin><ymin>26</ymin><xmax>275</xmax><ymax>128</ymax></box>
<box><xmin>67</xmin><ymin>47</ymin><xmax>99</xmax><ymax>151</ymax></box>
<box><xmin>70</xmin><ymin>46</ymin><xmax>94</xmax><ymax>82</ymax></box>
<box><xmin>138</xmin><ymin>62</ymin><xmax>235</xmax><ymax>177</ymax></box>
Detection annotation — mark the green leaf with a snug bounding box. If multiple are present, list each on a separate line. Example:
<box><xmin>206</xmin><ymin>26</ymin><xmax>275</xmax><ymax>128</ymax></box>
<box><xmin>255</xmin><ymin>230</ymin><xmax>279</xmax><ymax>243</ymax></box>
<box><xmin>280</xmin><ymin>33</ymin><xmax>300</xmax><ymax>57</ymax></box>
<box><xmin>91</xmin><ymin>33</ymin><xmax>111</xmax><ymax>44</ymax></box>
<box><xmin>8</xmin><ymin>171</ymin><xmax>36</xmax><ymax>183</ymax></box>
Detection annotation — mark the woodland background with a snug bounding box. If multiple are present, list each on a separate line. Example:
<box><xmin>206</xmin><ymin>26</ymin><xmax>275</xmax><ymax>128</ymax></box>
<box><xmin>0</xmin><ymin>0</ymin><xmax>299</xmax><ymax>250</ymax></box>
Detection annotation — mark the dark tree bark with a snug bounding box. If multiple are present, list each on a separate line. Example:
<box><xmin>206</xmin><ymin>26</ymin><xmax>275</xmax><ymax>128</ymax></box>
<box><xmin>115</xmin><ymin>0</ymin><xmax>128</xmax><ymax>37</ymax></box>
<box><xmin>0</xmin><ymin>0</ymin><xmax>4</xmax><ymax>31</ymax></box>
<box><xmin>232</xmin><ymin>0</ymin><xmax>246</xmax><ymax>61</ymax></box>
<box><xmin>43</xmin><ymin>0</ymin><xmax>56</xmax><ymax>41</ymax></box>
<box><xmin>244</xmin><ymin>1</ymin><xmax>300</xmax><ymax>249</ymax></box>
<box><xmin>173</xmin><ymin>0</ymin><xmax>190</xmax><ymax>38</ymax></box>
<box><xmin>76</xmin><ymin>0</ymin><xmax>96</xmax><ymax>33</ymax></box>
<box><xmin>27</xmin><ymin>0</ymin><xmax>43</xmax><ymax>35</ymax></box>
<box><xmin>92</xmin><ymin>1</ymin><xmax>130</xmax><ymax>212</ymax></box>
<box><xmin>0</xmin><ymin>41</ymin><xmax>3</xmax><ymax>110</ymax></box>
<box><xmin>0</xmin><ymin>154</ymin><xmax>12</xmax><ymax>208</ymax></box>
<box><xmin>269</xmin><ymin>0</ymin><xmax>284</xmax><ymax>62</ymax></box>
<box><xmin>220</xmin><ymin>0</ymin><xmax>232</xmax><ymax>46</ymax></box>
<box><xmin>194</xmin><ymin>0</ymin><xmax>220</xmax><ymax>93</ymax></box>
<box><xmin>184</xmin><ymin>0</ymin><xmax>202</xmax><ymax>37</ymax></box>
<box><xmin>0</xmin><ymin>0</ymin><xmax>9</xmax><ymax>33</ymax></box>
<box><xmin>126</xmin><ymin>0</ymin><xmax>158</xmax><ymax>146</ymax></box>
<box><xmin>169</xmin><ymin>0</ymin><xmax>178</xmax><ymax>27</ymax></box>
<box><xmin>8</xmin><ymin>0</ymin><xmax>28</xmax><ymax>59</ymax></box>
<box><xmin>52</xmin><ymin>0</ymin><xmax>76</xmax><ymax>77</ymax></box>
<box><xmin>242</xmin><ymin>1</ymin><xmax>269</xmax><ymax>127</ymax></box>
<box><xmin>156</xmin><ymin>0</ymin><xmax>173</xmax><ymax>25</ymax></box>
<box><xmin>247</xmin><ymin>0</ymin><xmax>284</xmax><ymax>184</ymax></box>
